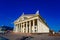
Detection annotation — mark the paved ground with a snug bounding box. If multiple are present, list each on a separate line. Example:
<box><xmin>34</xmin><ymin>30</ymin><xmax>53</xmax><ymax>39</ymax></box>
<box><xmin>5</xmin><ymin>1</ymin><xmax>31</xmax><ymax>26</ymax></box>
<box><xmin>0</xmin><ymin>32</ymin><xmax>60</xmax><ymax>40</ymax></box>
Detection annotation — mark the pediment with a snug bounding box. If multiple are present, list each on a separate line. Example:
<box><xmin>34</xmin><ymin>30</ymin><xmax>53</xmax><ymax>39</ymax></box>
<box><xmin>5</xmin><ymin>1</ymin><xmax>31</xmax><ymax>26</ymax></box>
<box><xmin>15</xmin><ymin>16</ymin><xmax>24</xmax><ymax>22</ymax></box>
<box><xmin>15</xmin><ymin>15</ymin><xmax>32</xmax><ymax>22</ymax></box>
<box><xmin>14</xmin><ymin>10</ymin><xmax>40</xmax><ymax>23</ymax></box>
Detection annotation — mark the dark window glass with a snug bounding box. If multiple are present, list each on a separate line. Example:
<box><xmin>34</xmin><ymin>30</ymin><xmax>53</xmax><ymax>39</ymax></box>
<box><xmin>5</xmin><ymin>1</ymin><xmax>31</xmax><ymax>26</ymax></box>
<box><xmin>18</xmin><ymin>24</ymin><xmax>19</xmax><ymax>28</ymax></box>
<box><xmin>20</xmin><ymin>23</ymin><xmax>21</xmax><ymax>27</ymax></box>
<box><xmin>35</xmin><ymin>19</ymin><xmax>37</xmax><ymax>26</ymax></box>
<box><xmin>31</xmin><ymin>20</ymin><xmax>33</xmax><ymax>26</ymax></box>
<box><xmin>22</xmin><ymin>23</ymin><xmax>23</xmax><ymax>28</ymax></box>
<box><xmin>27</xmin><ymin>21</ymin><xmax>29</xmax><ymax>33</ymax></box>
<box><xmin>35</xmin><ymin>30</ymin><xmax>37</xmax><ymax>32</ymax></box>
<box><xmin>35</xmin><ymin>27</ymin><xmax>36</xmax><ymax>29</ymax></box>
<box><xmin>25</xmin><ymin>22</ymin><xmax>26</xmax><ymax>27</ymax></box>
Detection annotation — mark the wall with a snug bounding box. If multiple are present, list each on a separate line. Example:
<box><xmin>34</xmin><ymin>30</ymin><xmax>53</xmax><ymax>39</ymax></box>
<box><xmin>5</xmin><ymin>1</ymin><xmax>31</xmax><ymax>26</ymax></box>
<box><xmin>37</xmin><ymin>19</ymin><xmax>49</xmax><ymax>33</ymax></box>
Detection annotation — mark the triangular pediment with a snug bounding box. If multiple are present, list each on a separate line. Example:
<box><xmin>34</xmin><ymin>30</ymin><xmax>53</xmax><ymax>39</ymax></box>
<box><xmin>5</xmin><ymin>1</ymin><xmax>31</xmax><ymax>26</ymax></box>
<box><xmin>14</xmin><ymin>10</ymin><xmax>40</xmax><ymax>23</ymax></box>
<box><xmin>15</xmin><ymin>14</ymin><xmax>35</xmax><ymax>22</ymax></box>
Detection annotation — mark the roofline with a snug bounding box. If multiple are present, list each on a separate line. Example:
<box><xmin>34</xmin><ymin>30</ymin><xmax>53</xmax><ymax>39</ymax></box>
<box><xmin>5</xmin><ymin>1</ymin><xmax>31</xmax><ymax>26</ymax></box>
<box><xmin>38</xmin><ymin>15</ymin><xmax>50</xmax><ymax>28</ymax></box>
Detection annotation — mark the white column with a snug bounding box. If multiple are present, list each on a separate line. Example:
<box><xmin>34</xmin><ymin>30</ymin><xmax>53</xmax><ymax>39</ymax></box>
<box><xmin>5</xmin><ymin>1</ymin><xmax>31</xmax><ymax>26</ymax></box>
<box><xmin>19</xmin><ymin>23</ymin><xmax>21</xmax><ymax>32</ymax></box>
<box><xmin>20</xmin><ymin>23</ymin><xmax>21</xmax><ymax>32</ymax></box>
<box><xmin>26</xmin><ymin>22</ymin><xmax>28</xmax><ymax>33</ymax></box>
<box><xmin>22</xmin><ymin>23</ymin><xmax>23</xmax><ymax>33</ymax></box>
<box><xmin>29</xmin><ymin>21</ymin><xmax>31</xmax><ymax>33</ymax></box>
<box><xmin>13</xmin><ymin>24</ymin><xmax>16</xmax><ymax>32</ymax></box>
<box><xmin>33</xmin><ymin>20</ymin><xmax>35</xmax><ymax>33</ymax></box>
<box><xmin>16</xmin><ymin>24</ymin><xmax>18</xmax><ymax>32</ymax></box>
<box><xmin>21</xmin><ymin>23</ymin><xmax>22</xmax><ymax>32</ymax></box>
<box><xmin>22</xmin><ymin>23</ymin><xmax>24</xmax><ymax>33</ymax></box>
<box><xmin>37</xmin><ymin>19</ymin><xmax>38</xmax><ymax>32</ymax></box>
<box><xmin>18</xmin><ymin>24</ymin><xmax>19</xmax><ymax>32</ymax></box>
<box><xmin>23</xmin><ymin>23</ymin><xmax>26</xmax><ymax>33</ymax></box>
<box><xmin>18</xmin><ymin>23</ymin><xmax>20</xmax><ymax>32</ymax></box>
<box><xmin>37</xmin><ymin>19</ymin><xmax>39</xmax><ymax>33</ymax></box>
<box><xmin>25</xmin><ymin>22</ymin><xmax>26</xmax><ymax>33</ymax></box>
<box><xmin>23</xmin><ymin>23</ymin><xmax>24</xmax><ymax>33</ymax></box>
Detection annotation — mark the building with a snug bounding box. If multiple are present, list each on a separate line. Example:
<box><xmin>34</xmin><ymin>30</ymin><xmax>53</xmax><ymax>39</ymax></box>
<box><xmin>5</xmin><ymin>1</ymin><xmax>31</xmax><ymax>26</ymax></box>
<box><xmin>13</xmin><ymin>10</ymin><xmax>49</xmax><ymax>33</ymax></box>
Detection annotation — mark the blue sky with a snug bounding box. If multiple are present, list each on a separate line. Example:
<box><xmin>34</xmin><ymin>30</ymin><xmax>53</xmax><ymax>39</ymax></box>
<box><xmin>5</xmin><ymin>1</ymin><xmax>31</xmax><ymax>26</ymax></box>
<box><xmin>0</xmin><ymin>0</ymin><xmax>60</xmax><ymax>32</ymax></box>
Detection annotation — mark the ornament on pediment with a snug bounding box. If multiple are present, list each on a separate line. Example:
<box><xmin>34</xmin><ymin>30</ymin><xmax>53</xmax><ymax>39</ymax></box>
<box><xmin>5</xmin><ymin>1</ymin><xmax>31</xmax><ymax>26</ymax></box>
<box><xmin>36</xmin><ymin>10</ymin><xmax>39</xmax><ymax>15</ymax></box>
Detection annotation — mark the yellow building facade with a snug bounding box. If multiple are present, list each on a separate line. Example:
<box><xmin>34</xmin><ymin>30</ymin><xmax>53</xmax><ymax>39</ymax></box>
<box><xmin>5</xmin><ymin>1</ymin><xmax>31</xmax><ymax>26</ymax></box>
<box><xmin>13</xmin><ymin>11</ymin><xmax>49</xmax><ymax>33</ymax></box>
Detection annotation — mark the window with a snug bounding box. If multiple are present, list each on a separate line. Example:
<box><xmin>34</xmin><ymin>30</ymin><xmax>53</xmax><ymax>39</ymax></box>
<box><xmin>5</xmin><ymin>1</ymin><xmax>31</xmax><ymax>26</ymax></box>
<box><xmin>24</xmin><ymin>22</ymin><xmax>26</xmax><ymax>33</ymax></box>
<box><xmin>35</xmin><ymin>27</ymin><xmax>36</xmax><ymax>29</ymax></box>
<box><xmin>20</xmin><ymin>23</ymin><xmax>21</xmax><ymax>27</ymax></box>
<box><xmin>35</xmin><ymin>19</ymin><xmax>37</xmax><ymax>26</ymax></box>
<box><xmin>18</xmin><ymin>24</ymin><xmax>19</xmax><ymax>27</ymax></box>
<box><xmin>25</xmin><ymin>22</ymin><xmax>26</xmax><ymax>27</ymax></box>
<box><xmin>35</xmin><ymin>30</ymin><xmax>37</xmax><ymax>32</ymax></box>
<box><xmin>31</xmin><ymin>20</ymin><xmax>33</xmax><ymax>26</ymax></box>
<box><xmin>22</xmin><ymin>23</ymin><xmax>23</xmax><ymax>28</ymax></box>
<box><xmin>27</xmin><ymin>21</ymin><xmax>29</xmax><ymax>27</ymax></box>
<box><xmin>27</xmin><ymin>21</ymin><xmax>29</xmax><ymax>33</ymax></box>
<box><xmin>20</xmin><ymin>23</ymin><xmax>21</xmax><ymax>32</ymax></box>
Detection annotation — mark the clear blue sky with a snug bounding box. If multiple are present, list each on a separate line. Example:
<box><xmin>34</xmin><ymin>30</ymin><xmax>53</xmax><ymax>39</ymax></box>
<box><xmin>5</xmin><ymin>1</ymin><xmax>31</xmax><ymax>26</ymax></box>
<box><xmin>0</xmin><ymin>0</ymin><xmax>60</xmax><ymax>32</ymax></box>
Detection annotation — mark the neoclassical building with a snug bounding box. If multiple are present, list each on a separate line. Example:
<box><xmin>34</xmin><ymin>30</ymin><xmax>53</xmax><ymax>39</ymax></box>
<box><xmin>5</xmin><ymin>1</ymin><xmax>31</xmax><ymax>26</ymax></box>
<box><xmin>13</xmin><ymin>11</ymin><xmax>49</xmax><ymax>33</ymax></box>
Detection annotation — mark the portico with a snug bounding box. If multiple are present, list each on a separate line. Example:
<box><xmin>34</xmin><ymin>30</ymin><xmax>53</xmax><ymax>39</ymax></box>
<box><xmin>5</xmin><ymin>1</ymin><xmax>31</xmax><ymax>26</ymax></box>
<box><xmin>14</xmin><ymin>10</ymin><xmax>49</xmax><ymax>33</ymax></box>
<box><xmin>14</xmin><ymin>19</ymin><xmax>38</xmax><ymax>33</ymax></box>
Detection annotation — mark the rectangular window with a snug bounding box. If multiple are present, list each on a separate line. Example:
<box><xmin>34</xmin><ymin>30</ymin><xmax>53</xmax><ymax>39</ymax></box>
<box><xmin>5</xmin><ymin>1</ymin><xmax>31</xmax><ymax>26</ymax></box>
<box><xmin>20</xmin><ymin>23</ymin><xmax>21</xmax><ymax>27</ymax></box>
<box><xmin>18</xmin><ymin>24</ymin><xmax>19</xmax><ymax>28</ymax></box>
<box><xmin>35</xmin><ymin>19</ymin><xmax>37</xmax><ymax>26</ymax></box>
<box><xmin>35</xmin><ymin>27</ymin><xmax>36</xmax><ymax>29</ymax></box>
<box><xmin>27</xmin><ymin>21</ymin><xmax>29</xmax><ymax>33</ymax></box>
<box><xmin>22</xmin><ymin>23</ymin><xmax>23</xmax><ymax>28</ymax></box>
<box><xmin>35</xmin><ymin>30</ymin><xmax>37</xmax><ymax>32</ymax></box>
<box><xmin>24</xmin><ymin>22</ymin><xmax>26</xmax><ymax>33</ymax></box>
<box><xmin>25</xmin><ymin>22</ymin><xmax>26</xmax><ymax>27</ymax></box>
<box><xmin>20</xmin><ymin>23</ymin><xmax>21</xmax><ymax>32</ymax></box>
<box><xmin>27</xmin><ymin>21</ymin><xmax>29</xmax><ymax>27</ymax></box>
<box><xmin>31</xmin><ymin>20</ymin><xmax>33</xmax><ymax>26</ymax></box>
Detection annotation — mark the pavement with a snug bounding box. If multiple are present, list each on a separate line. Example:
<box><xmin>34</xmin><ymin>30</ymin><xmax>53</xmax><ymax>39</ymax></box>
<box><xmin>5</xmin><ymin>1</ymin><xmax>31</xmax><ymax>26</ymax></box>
<box><xmin>0</xmin><ymin>32</ymin><xmax>60</xmax><ymax>40</ymax></box>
